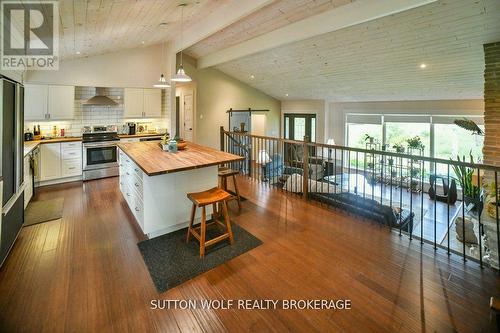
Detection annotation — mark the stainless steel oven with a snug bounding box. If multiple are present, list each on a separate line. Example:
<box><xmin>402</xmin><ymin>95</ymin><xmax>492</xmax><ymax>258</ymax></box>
<box><xmin>82</xmin><ymin>130</ymin><xmax>119</xmax><ymax>180</ymax></box>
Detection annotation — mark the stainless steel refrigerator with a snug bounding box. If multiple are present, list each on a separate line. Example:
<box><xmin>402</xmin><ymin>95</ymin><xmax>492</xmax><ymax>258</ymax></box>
<box><xmin>0</xmin><ymin>76</ymin><xmax>25</xmax><ymax>267</ymax></box>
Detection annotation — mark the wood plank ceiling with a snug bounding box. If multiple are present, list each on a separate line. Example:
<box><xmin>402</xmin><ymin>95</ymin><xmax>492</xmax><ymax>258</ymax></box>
<box><xmin>211</xmin><ymin>0</ymin><xmax>500</xmax><ymax>102</ymax></box>
<box><xmin>58</xmin><ymin>0</ymin><xmax>228</xmax><ymax>60</ymax></box>
<box><xmin>185</xmin><ymin>0</ymin><xmax>355</xmax><ymax>59</ymax></box>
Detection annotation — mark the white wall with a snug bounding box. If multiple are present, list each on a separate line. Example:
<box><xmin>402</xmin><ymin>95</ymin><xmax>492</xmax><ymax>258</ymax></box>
<box><xmin>281</xmin><ymin>99</ymin><xmax>326</xmax><ymax>142</ymax></box>
<box><xmin>25</xmin><ymin>43</ymin><xmax>172</xmax><ymax>88</ymax></box>
<box><xmin>328</xmin><ymin>99</ymin><xmax>484</xmax><ymax>145</ymax></box>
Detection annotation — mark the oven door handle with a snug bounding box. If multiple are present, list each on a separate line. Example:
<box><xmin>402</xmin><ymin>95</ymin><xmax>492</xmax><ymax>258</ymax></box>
<box><xmin>83</xmin><ymin>142</ymin><xmax>119</xmax><ymax>148</ymax></box>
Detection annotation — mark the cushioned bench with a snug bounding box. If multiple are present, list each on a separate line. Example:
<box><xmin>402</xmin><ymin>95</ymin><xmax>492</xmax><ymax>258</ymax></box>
<box><xmin>310</xmin><ymin>192</ymin><xmax>414</xmax><ymax>232</ymax></box>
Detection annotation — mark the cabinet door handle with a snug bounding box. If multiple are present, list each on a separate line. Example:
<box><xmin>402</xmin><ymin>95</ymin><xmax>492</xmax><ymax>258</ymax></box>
<box><xmin>68</xmin><ymin>167</ymin><xmax>76</xmax><ymax>170</ymax></box>
<box><xmin>134</xmin><ymin>183</ymin><xmax>139</xmax><ymax>187</ymax></box>
<box><xmin>135</xmin><ymin>207</ymin><xmax>140</xmax><ymax>212</ymax></box>
<box><xmin>126</xmin><ymin>193</ymin><xmax>130</xmax><ymax>197</ymax></box>
<box><xmin>134</xmin><ymin>168</ymin><xmax>139</xmax><ymax>172</ymax></box>
<box><xmin>126</xmin><ymin>172</ymin><xmax>130</xmax><ymax>175</ymax></box>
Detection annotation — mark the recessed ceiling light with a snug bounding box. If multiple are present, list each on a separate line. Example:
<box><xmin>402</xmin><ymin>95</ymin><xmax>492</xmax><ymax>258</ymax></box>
<box><xmin>420</xmin><ymin>63</ymin><xmax>427</xmax><ymax>69</ymax></box>
<box><xmin>141</xmin><ymin>41</ymin><xmax>145</xmax><ymax>44</ymax></box>
<box><xmin>76</xmin><ymin>51</ymin><xmax>81</xmax><ymax>55</ymax></box>
<box><xmin>285</xmin><ymin>93</ymin><xmax>289</xmax><ymax>97</ymax></box>
<box><xmin>250</xmin><ymin>74</ymin><xmax>255</xmax><ymax>79</ymax></box>
<box><xmin>159</xmin><ymin>22</ymin><xmax>168</xmax><ymax>27</ymax></box>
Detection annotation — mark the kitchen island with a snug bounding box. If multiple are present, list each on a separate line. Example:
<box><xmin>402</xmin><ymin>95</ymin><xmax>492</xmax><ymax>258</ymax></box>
<box><xmin>117</xmin><ymin>141</ymin><xmax>243</xmax><ymax>238</ymax></box>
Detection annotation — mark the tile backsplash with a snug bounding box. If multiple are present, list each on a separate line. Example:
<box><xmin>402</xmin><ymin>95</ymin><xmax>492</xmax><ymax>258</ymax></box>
<box><xmin>25</xmin><ymin>86</ymin><xmax>171</xmax><ymax>137</ymax></box>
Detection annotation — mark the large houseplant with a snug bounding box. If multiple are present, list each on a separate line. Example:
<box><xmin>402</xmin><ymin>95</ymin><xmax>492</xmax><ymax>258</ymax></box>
<box><xmin>451</xmin><ymin>153</ymin><xmax>481</xmax><ymax>208</ymax></box>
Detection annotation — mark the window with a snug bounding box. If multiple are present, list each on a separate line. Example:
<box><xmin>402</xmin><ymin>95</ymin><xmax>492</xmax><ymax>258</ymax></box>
<box><xmin>385</xmin><ymin>122</ymin><xmax>430</xmax><ymax>156</ymax></box>
<box><xmin>434</xmin><ymin>123</ymin><xmax>484</xmax><ymax>175</ymax></box>
<box><xmin>346</xmin><ymin>123</ymin><xmax>382</xmax><ymax>149</ymax></box>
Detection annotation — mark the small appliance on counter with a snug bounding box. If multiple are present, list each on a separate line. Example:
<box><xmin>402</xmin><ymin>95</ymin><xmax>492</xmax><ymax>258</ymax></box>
<box><xmin>24</xmin><ymin>131</ymin><xmax>33</xmax><ymax>141</ymax></box>
<box><xmin>126</xmin><ymin>122</ymin><xmax>136</xmax><ymax>135</ymax></box>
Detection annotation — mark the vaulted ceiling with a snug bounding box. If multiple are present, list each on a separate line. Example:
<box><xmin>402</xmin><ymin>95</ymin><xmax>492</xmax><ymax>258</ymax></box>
<box><xmin>58</xmin><ymin>0</ymin><xmax>227</xmax><ymax>59</ymax></box>
<box><xmin>185</xmin><ymin>0</ymin><xmax>354</xmax><ymax>58</ymax></box>
<box><xmin>201</xmin><ymin>0</ymin><xmax>500</xmax><ymax>102</ymax></box>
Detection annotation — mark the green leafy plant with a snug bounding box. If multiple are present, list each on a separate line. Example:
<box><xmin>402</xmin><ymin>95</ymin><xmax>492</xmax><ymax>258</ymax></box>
<box><xmin>363</xmin><ymin>134</ymin><xmax>375</xmax><ymax>143</ymax></box>
<box><xmin>406</xmin><ymin>136</ymin><xmax>425</xmax><ymax>150</ymax></box>
<box><xmin>392</xmin><ymin>143</ymin><xmax>405</xmax><ymax>153</ymax></box>
<box><xmin>454</xmin><ymin>118</ymin><xmax>484</xmax><ymax>136</ymax></box>
<box><xmin>451</xmin><ymin>153</ymin><xmax>480</xmax><ymax>199</ymax></box>
<box><xmin>161</xmin><ymin>133</ymin><xmax>170</xmax><ymax>145</ymax></box>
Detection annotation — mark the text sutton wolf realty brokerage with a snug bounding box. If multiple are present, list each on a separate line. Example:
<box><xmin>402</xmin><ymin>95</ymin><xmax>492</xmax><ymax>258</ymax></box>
<box><xmin>1</xmin><ymin>0</ymin><xmax>59</xmax><ymax>71</ymax></box>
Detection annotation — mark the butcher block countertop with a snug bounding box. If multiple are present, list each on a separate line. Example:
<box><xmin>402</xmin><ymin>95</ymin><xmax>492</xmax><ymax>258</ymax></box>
<box><xmin>117</xmin><ymin>141</ymin><xmax>244</xmax><ymax>176</ymax></box>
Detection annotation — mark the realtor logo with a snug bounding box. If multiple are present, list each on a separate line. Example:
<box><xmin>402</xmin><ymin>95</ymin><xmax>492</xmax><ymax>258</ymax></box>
<box><xmin>1</xmin><ymin>0</ymin><xmax>59</xmax><ymax>70</ymax></box>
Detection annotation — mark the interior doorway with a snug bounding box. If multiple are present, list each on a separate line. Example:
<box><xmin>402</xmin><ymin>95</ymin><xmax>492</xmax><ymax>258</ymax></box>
<box><xmin>175</xmin><ymin>84</ymin><xmax>195</xmax><ymax>141</ymax></box>
<box><xmin>284</xmin><ymin>113</ymin><xmax>316</xmax><ymax>142</ymax></box>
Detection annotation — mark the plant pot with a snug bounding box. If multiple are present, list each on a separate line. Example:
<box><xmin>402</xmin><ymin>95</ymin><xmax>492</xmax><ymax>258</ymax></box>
<box><xmin>464</xmin><ymin>195</ymin><xmax>482</xmax><ymax>211</ymax></box>
<box><xmin>161</xmin><ymin>144</ymin><xmax>169</xmax><ymax>151</ymax></box>
<box><xmin>177</xmin><ymin>140</ymin><xmax>187</xmax><ymax>150</ymax></box>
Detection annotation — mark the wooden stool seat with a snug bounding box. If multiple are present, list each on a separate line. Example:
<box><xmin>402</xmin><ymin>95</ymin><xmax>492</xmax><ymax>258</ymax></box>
<box><xmin>186</xmin><ymin>187</ymin><xmax>234</xmax><ymax>257</ymax></box>
<box><xmin>218</xmin><ymin>168</ymin><xmax>242</xmax><ymax>210</ymax></box>
<box><xmin>187</xmin><ymin>187</ymin><xmax>231</xmax><ymax>206</ymax></box>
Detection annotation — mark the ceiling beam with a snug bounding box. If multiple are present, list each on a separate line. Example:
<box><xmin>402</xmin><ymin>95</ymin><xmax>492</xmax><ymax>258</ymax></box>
<box><xmin>172</xmin><ymin>0</ymin><xmax>274</xmax><ymax>53</ymax></box>
<box><xmin>197</xmin><ymin>0</ymin><xmax>437</xmax><ymax>69</ymax></box>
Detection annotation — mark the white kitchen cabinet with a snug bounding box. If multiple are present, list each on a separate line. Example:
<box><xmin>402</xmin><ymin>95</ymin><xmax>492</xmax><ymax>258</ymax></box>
<box><xmin>60</xmin><ymin>141</ymin><xmax>82</xmax><ymax>178</ymax></box>
<box><xmin>24</xmin><ymin>84</ymin><xmax>74</xmax><ymax>120</ymax></box>
<box><xmin>143</xmin><ymin>89</ymin><xmax>161</xmax><ymax>118</ymax></box>
<box><xmin>124</xmin><ymin>88</ymin><xmax>144</xmax><ymax>118</ymax></box>
<box><xmin>23</xmin><ymin>154</ymin><xmax>33</xmax><ymax>208</ymax></box>
<box><xmin>40</xmin><ymin>143</ymin><xmax>62</xmax><ymax>181</ymax></box>
<box><xmin>48</xmin><ymin>85</ymin><xmax>75</xmax><ymax>120</ymax></box>
<box><xmin>24</xmin><ymin>84</ymin><xmax>48</xmax><ymax>120</ymax></box>
<box><xmin>124</xmin><ymin>88</ymin><xmax>161</xmax><ymax>118</ymax></box>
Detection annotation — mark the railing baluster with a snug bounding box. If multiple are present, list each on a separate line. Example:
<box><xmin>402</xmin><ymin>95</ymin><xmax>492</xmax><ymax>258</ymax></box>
<box><xmin>355</xmin><ymin>151</ymin><xmax>359</xmax><ymax>194</ymax></box>
<box><xmin>446</xmin><ymin>164</ymin><xmax>451</xmax><ymax>255</ymax></box>
<box><xmin>462</xmin><ymin>176</ymin><xmax>466</xmax><ymax>262</ymax></box>
<box><xmin>477</xmin><ymin>167</ymin><xmax>482</xmax><ymax>268</ymax></box>
<box><xmin>495</xmin><ymin>171</ymin><xmax>499</xmax><ymax>271</ymax></box>
<box><xmin>433</xmin><ymin>161</ymin><xmax>437</xmax><ymax>250</ymax></box>
<box><xmin>420</xmin><ymin>158</ymin><xmax>424</xmax><ymax>244</ymax></box>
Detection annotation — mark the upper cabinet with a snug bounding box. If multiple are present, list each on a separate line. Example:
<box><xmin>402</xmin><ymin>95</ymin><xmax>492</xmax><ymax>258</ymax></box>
<box><xmin>124</xmin><ymin>88</ymin><xmax>161</xmax><ymax>119</ymax></box>
<box><xmin>123</xmin><ymin>88</ymin><xmax>144</xmax><ymax>118</ymax></box>
<box><xmin>25</xmin><ymin>84</ymin><xmax>48</xmax><ymax>120</ymax></box>
<box><xmin>48</xmin><ymin>86</ymin><xmax>75</xmax><ymax>120</ymax></box>
<box><xmin>24</xmin><ymin>84</ymin><xmax>75</xmax><ymax>120</ymax></box>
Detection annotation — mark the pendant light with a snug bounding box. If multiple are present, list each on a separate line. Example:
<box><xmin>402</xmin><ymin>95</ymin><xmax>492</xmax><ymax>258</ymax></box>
<box><xmin>153</xmin><ymin>74</ymin><xmax>170</xmax><ymax>88</ymax></box>
<box><xmin>153</xmin><ymin>42</ymin><xmax>170</xmax><ymax>88</ymax></box>
<box><xmin>171</xmin><ymin>3</ymin><xmax>192</xmax><ymax>83</ymax></box>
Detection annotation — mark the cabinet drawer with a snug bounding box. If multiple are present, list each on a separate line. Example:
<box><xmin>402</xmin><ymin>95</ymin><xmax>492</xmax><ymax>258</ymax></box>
<box><xmin>131</xmin><ymin>163</ymin><xmax>143</xmax><ymax>178</ymax></box>
<box><xmin>61</xmin><ymin>141</ymin><xmax>82</xmax><ymax>150</ymax></box>
<box><xmin>61</xmin><ymin>148</ymin><xmax>81</xmax><ymax>160</ymax></box>
<box><xmin>61</xmin><ymin>159</ymin><xmax>82</xmax><ymax>177</ymax></box>
<box><xmin>132</xmin><ymin>195</ymin><xmax>144</xmax><ymax>229</ymax></box>
<box><xmin>130</xmin><ymin>173</ymin><xmax>143</xmax><ymax>198</ymax></box>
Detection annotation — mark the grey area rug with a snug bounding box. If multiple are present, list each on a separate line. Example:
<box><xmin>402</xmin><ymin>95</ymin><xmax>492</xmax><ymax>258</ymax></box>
<box><xmin>138</xmin><ymin>222</ymin><xmax>262</xmax><ymax>293</ymax></box>
<box><xmin>24</xmin><ymin>197</ymin><xmax>64</xmax><ymax>226</ymax></box>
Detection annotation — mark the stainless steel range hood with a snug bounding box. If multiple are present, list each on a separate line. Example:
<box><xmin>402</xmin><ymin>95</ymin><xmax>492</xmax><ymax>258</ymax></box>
<box><xmin>83</xmin><ymin>87</ymin><xmax>118</xmax><ymax>106</ymax></box>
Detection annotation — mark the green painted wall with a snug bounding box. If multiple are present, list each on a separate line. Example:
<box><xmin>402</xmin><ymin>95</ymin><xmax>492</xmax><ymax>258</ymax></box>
<box><xmin>179</xmin><ymin>54</ymin><xmax>281</xmax><ymax>149</ymax></box>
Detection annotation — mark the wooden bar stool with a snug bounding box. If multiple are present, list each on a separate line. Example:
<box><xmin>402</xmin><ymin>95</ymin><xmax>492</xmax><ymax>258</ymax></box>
<box><xmin>218</xmin><ymin>168</ymin><xmax>242</xmax><ymax>211</ymax></box>
<box><xmin>186</xmin><ymin>187</ymin><xmax>234</xmax><ymax>257</ymax></box>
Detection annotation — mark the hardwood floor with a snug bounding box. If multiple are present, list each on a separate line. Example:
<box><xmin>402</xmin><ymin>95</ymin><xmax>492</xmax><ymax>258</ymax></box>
<box><xmin>0</xmin><ymin>176</ymin><xmax>498</xmax><ymax>332</ymax></box>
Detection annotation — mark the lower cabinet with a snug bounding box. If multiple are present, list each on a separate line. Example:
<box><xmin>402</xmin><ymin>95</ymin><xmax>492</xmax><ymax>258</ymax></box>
<box><xmin>40</xmin><ymin>143</ymin><xmax>61</xmax><ymax>181</ymax></box>
<box><xmin>119</xmin><ymin>149</ymin><xmax>144</xmax><ymax>229</ymax></box>
<box><xmin>23</xmin><ymin>154</ymin><xmax>33</xmax><ymax>208</ymax></box>
<box><xmin>40</xmin><ymin>142</ymin><xmax>82</xmax><ymax>183</ymax></box>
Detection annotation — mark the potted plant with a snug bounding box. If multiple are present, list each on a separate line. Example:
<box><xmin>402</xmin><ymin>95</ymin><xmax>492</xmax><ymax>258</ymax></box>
<box><xmin>406</xmin><ymin>136</ymin><xmax>425</xmax><ymax>150</ymax></box>
<box><xmin>174</xmin><ymin>135</ymin><xmax>187</xmax><ymax>150</ymax></box>
<box><xmin>160</xmin><ymin>133</ymin><xmax>170</xmax><ymax>151</ymax></box>
<box><xmin>451</xmin><ymin>153</ymin><xmax>481</xmax><ymax>209</ymax></box>
<box><xmin>363</xmin><ymin>134</ymin><xmax>375</xmax><ymax>144</ymax></box>
<box><xmin>392</xmin><ymin>143</ymin><xmax>405</xmax><ymax>153</ymax></box>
